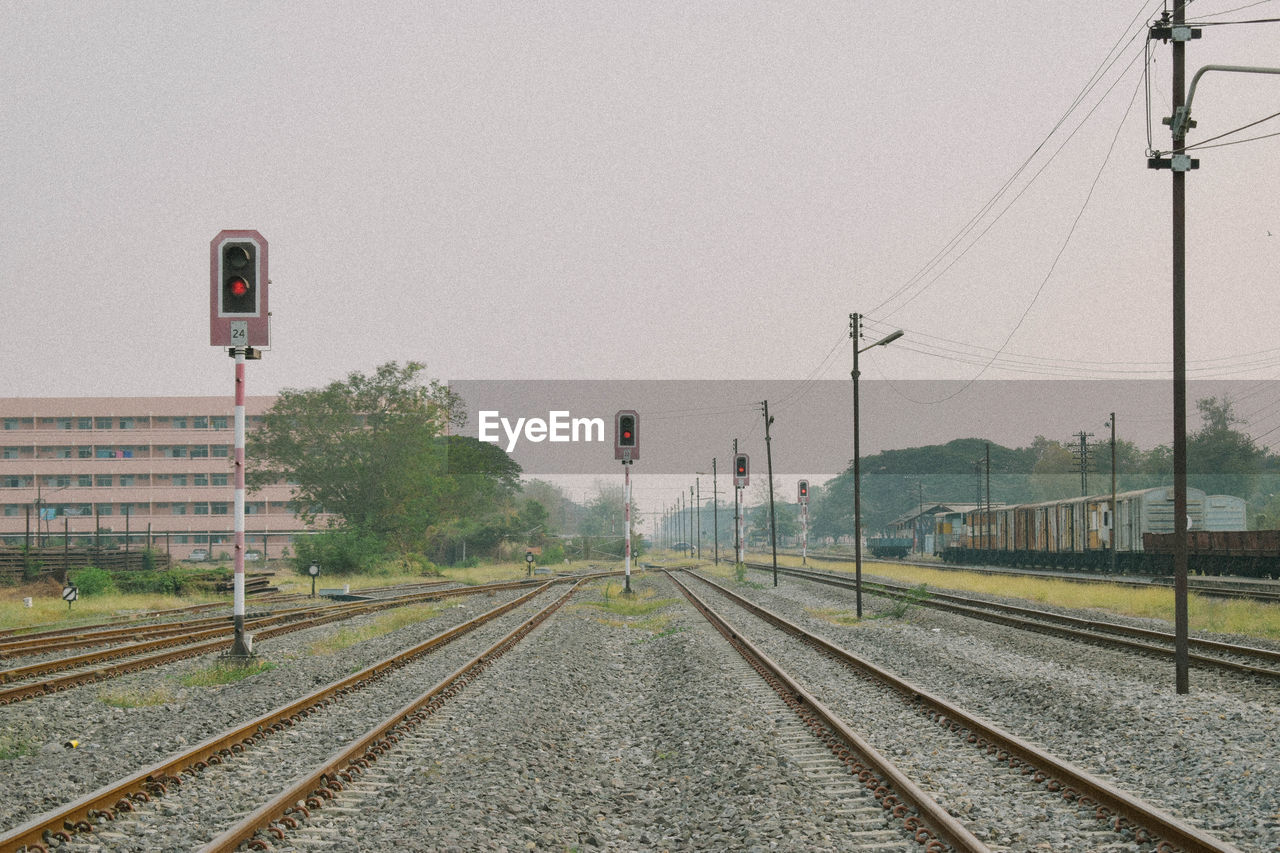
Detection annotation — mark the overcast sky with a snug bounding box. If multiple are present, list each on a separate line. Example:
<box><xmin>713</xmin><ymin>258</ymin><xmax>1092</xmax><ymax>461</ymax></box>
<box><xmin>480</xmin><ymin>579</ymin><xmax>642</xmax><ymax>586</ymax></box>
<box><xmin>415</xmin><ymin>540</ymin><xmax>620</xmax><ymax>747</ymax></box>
<box><xmin>4</xmin><ymin>1</ymin><xmax>1279</xmax><ymax>463</ymax></box>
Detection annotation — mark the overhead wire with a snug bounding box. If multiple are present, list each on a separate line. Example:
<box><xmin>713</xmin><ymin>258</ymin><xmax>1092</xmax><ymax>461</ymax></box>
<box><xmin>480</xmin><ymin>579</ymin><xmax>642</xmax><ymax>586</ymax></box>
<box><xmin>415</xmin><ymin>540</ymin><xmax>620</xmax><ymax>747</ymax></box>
<box><xmin>868</xmin><ymin>0</ymin><xmax>1160</xmax><ymax>321</ymax></box>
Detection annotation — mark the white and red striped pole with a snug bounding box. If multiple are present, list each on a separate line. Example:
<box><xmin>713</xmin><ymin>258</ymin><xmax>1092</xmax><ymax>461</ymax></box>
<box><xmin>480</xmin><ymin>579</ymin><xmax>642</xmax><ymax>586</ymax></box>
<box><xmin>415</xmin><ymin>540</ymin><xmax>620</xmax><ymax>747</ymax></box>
<box><xmin>623</xmin><ymin>462</ymin><xmax>632</xmax><ymax>594</ymax></box>
<box><xmin>229</xmin><ymin>348</ymin><xmax>252</xmax><ymax>658</ymax></box>
<box><xmin>802</xmin><ymin>501</ymin><xmax>809</xmax><ymax>566</ymax></box>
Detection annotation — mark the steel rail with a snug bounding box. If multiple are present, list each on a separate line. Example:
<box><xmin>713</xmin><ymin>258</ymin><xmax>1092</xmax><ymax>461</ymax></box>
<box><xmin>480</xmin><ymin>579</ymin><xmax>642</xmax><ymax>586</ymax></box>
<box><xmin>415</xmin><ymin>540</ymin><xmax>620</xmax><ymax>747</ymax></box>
<box><xmin>0</xmin><ymin>581</ymin><xmax>556</xmax><ymax>853</ymax></box>
<box><xmin>690</xmin><ymin>569</ymin><xmax>1245</xmax><ymax>853</ymax></box>
<box><xmin>665</xmin><ymin>571</ymin><xmax>988</xmax><ymax>853</ymax></box>
<box><xmin>747</xmin><ymin>562</ymin><xmax>1280</xmax><ymax>682</ymax></box>
<box><xmin>0</xmin><ymin>577</ymin><xmax>581</xmax><ymax>704</ymax></box>
<box><xmin>196</xmin><ymin>579</ymin><xmax>585</xmax><ymax>853</ymax></box>
<box><xmin>772</xmin><ymin>549</ymin><xmax>1280</xmax><ymax>603</ymax></box>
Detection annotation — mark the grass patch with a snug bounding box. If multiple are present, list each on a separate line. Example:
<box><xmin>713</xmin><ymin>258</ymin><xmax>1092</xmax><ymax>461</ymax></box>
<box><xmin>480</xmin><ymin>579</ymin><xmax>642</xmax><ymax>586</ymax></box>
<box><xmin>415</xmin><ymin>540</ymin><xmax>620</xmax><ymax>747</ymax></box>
<box><xmin>761</xmin><ymin>553</ymin><xmax>1280</xmax><ymax>642</ymax></box>
<box><xmin>98</xmin><ymin>684</ymin><xmax>175</xmax><ymax>708</ymax></box>
<box><xmin>308</xmin><ymin>602</ymin><xmax>442</xmax><ymax>654</ymax></box>
<box><xmin>0</xmin><ymin>732</ymin><xmax>36</xmax><ymax>760</ymax></box>
<box><xmin>805</xmin><ymin>606</ymin><xmax>863</xmax><ymax>628</ymax></box>
<box><xmin>180</xmin><ymin>659</ymin><xmax>276</xmax><ymax>687</ymax></box>
<box><xmin>573</xmin><ymin>582</ymin><xmax>680</xmax><ymax>636</ymax></box>
<box><xmin>0</xmin><ymin>579</ymin><xmax>223</xmax><ymax>633</ymax></box>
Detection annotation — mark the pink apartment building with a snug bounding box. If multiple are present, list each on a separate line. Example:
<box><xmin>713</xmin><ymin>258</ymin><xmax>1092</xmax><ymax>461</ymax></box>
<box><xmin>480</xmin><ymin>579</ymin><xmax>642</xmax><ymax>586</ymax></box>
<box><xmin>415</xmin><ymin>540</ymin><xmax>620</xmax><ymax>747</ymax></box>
<box><xmin>0</xmin><ymin>397</ymin><xmax>308</xmax><ymax>560</ymax></box>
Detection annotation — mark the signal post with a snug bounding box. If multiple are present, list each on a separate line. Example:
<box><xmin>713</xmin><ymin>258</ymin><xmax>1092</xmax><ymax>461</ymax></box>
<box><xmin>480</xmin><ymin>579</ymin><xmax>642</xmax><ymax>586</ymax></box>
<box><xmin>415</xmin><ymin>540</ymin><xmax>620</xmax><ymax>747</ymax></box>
<box><xmin>210</xmin><ymin>230</ymin><xmax>269</xmax><ymax>660</ymax></box>
<box><xmin>733</xmin><ymin>450</ymin><xmax>749</xmax><ymax>567</ymax></box>
<box><xmin>797</xmin><ymin>480</ymin><xmax>809</xmax><ymax>566</ymax></box>
<box><xmin>614</xmin><ymin>411</ymin><xmax>638</xmax><ymax>594</ymax></box>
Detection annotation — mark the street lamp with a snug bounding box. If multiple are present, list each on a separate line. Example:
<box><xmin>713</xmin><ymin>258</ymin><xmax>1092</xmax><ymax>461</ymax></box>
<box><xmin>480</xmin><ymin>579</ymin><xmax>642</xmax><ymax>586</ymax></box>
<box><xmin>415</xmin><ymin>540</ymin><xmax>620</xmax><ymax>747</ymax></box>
<box><xmin>850</xmin><ymin>314</ymin><xmax>904</xmax><ymax>619</ymax></box>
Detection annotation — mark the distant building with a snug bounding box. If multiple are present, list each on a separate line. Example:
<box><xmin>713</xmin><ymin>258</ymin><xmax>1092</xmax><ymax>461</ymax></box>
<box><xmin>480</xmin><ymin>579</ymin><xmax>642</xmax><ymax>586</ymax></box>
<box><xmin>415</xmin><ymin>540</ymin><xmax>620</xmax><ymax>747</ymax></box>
<box><xmin>0</xmin><ymin>396</ymin><xmax>309</xmax><ymax>560</ymax></box>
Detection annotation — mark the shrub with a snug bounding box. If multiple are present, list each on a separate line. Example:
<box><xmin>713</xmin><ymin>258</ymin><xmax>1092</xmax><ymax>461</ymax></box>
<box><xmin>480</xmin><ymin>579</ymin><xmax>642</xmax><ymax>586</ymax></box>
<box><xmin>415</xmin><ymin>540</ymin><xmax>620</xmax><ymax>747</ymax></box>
<box><xmin>293</xmin><ymin>527</ymin><xmax>387</xmax><ymax>576</ymax></box>
<box><xmin>69</xmin><ymin>566</ymin><xmax>117</xmax><ymax>597</ymax></box>
<box><xmin>112</xmin><ymin>570</ymin><xmax>184</xmax><ymax>595</ymax></box>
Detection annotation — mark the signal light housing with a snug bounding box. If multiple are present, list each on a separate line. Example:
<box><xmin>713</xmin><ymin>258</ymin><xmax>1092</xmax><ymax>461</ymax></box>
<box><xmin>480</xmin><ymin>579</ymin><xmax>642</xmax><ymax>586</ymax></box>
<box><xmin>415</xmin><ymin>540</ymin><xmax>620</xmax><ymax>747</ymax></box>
<box><xmin>733</xmin><ymin>453</ymin><xmax>749</xmax><ymax>487</ymax></box>
<box><xmin>614</xmin><ymin>410</ymin><xmax>639</xmax><ymax>461</ymax></box>
<box><xmin>798</xmin><ymin>479</ymin><xmax>809</xmax><ymax>503</ymax></box>
<box><xmin>210</xmin><ymin>230</ymin><xmax>269</xmax><ymax>347</ymax></box>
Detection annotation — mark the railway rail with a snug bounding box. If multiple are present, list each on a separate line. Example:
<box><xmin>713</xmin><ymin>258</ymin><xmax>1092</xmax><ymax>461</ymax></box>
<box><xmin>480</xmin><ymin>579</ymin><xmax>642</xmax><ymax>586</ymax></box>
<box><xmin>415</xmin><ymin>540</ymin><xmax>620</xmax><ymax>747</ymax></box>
<box><xmin>679</xmin><ymin>569</ymin><xmax>1244</xmax><ymax>853</ymax></box>
<box><xmin>745</xmin><ymin>562</ymin><xmax>1280</xmax><ymax>683</ymax></box>
<box><xmin>0</xmin><ymin>580</ymin><xmax>577</xmax><ymax>853</ymax></box>
<box><xmin>0</xmin><ymin>576</ymin><xmax>575</xmax><ymax>706</ymax></box>
<box><xmin>775</xmin><ymin>550</ymin><xmax>1280</xmax><ymax>604</ymax></box>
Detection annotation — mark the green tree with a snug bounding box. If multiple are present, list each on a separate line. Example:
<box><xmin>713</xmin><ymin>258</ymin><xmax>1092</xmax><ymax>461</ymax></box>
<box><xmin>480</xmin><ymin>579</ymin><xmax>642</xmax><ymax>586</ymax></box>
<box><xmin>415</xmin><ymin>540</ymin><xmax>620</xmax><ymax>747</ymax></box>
<box><xmin>1188</xmin><ymin>396</ymin><xmax>1266</xmax><ymax>497</ymax></box>
<box><xmin>248</xmin><ymin>362</ymin><xmax>529</xmax><ymax>562</ymax></box>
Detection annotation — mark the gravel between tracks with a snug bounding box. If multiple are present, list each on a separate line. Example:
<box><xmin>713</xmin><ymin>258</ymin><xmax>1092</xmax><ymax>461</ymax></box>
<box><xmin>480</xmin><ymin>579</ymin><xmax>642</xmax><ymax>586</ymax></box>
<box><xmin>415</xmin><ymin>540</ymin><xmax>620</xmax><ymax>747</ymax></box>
<box><xmin>721</xmin><ymin>566</ymin><xmax>1280</xmax><ymax>852</ymax></box>
<box><xmin>2</xmin><ymin>569</ymin><xmax>1277</xmax><ymax>852</ymax></box>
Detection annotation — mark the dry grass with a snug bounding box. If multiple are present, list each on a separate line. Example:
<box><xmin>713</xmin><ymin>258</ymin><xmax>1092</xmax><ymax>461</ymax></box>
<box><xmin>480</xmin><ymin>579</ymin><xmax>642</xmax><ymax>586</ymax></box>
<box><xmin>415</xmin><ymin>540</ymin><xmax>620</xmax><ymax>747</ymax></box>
<box><xmin>0</xmin><ymin>578</ymin><xmax>222</xmax><ymax>632</ymax></box>
<box><xmin>771</xmin><ymin>553</ymin><xmax>1280</xmax><ymax>642</ymax></box>
<box><xmin>308</xmin><ymin>602</ymin><xmax>443</xmax><ymax>654</ymax></box>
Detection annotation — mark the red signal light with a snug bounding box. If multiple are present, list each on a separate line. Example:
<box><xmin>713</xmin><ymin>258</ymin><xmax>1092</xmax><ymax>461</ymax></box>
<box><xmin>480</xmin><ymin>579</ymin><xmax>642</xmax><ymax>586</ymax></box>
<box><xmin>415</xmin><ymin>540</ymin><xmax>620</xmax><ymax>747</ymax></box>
<box><xmin>229</xmin><ymin>277</ymin><xmax>250</xmax><ymax>297</ymax></box>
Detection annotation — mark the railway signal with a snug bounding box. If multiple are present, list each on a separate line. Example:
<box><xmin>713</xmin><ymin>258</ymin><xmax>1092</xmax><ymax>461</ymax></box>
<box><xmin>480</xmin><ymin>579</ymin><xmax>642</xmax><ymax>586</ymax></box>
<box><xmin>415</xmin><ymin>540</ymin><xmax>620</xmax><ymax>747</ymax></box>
<box><xmin>614</xmin><ymin>409</ymin><xmax>638</xmax><ymax>594</ymax></box>
<box><xmin>614</xmin><ymin>410</ymin><xmax>638</xmax><ymax>461</ymax></box>
<box><xmin>797</xmin><ymin>480</ymin><xmax>810</xmax><ymax>566</ymax></box>
<box><xmin>733</xmin><ymin>453</ymin><xmax>749</xmax><ymax>488</ymax></box>
<box><xmin>210</xmin><ymin>229</ymin><xmax>269</xmax><ymax>661</ymax></box>
<box><xmin>209</xmin><ymin>230</ymin><xmax>269</xmax><ymax>348</ymax></box>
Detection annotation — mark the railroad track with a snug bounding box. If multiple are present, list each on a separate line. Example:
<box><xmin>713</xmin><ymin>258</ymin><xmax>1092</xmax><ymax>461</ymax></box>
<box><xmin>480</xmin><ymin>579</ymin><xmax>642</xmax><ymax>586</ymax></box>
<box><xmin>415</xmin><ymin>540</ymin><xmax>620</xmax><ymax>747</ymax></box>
<box><xmin>676</xmin><ymin>569</ymin><xmax>1244</xmax><ymax>853</ymax></box>
<box><xmin>771</xmin><ymin>550</ymin><xmax>1280</xmax><ymax>604</ymax></box>
<box><xmin>745</xmin><ymin>562</ymin><xmax>1280</xmax><ymax>683</ymax></box>
<box><xmin>0</xmin><ymin>580</ymin><xmax>579</xmax><ymax>853</ymax></box>
<box><xmin>0</xmin><ymin>577</ymin><xmax>574</xmax><ymax>706</ymax></box>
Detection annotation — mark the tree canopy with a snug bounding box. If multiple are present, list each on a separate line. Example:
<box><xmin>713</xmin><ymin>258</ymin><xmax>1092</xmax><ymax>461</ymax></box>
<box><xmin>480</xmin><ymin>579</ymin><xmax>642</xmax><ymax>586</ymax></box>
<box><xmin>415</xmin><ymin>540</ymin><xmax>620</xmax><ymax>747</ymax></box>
<box><xmin>247</xmin><ymin>362</ymin><xmax>544</xmax><ymax>566</ymax></box>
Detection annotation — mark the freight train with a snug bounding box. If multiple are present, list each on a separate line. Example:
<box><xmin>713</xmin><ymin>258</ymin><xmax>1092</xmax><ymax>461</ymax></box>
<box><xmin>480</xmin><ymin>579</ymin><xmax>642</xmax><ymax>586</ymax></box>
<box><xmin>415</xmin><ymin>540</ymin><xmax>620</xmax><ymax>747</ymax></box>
<box><xmin>939</xmin><ymin>487</ymin><xmax>1279</xmax><ymax>578</ymax></box>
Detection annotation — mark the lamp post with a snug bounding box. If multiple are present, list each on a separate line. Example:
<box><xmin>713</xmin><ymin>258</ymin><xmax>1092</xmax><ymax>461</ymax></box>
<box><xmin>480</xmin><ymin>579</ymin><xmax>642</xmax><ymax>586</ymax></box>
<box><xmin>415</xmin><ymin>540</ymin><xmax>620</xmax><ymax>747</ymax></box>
<box><xmin>850</xmin><ymin>314</ymin><xmax>904</xmax><ymax>619</ymax></box>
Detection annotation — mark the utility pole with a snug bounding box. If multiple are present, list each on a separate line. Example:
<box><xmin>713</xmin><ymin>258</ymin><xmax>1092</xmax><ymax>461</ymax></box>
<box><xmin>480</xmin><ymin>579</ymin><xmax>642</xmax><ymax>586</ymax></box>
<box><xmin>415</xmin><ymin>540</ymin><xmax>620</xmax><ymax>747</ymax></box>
<box><xmin>985</xmin><ymin>443</ymin><xmax>992</xmax><ymax>549</ymax></box>
<box><xmin>762</xmin><ymin>401</ymin><xmax>779</xmax><ymax>587</ymax></box>
<box><xmin>695</xmin><ymin>477</ymin><xmax>702</xmax><ymax>560</ymax></box>
<box><xmin>733</xmin><ymin>439</ymin><xmax>741</xmax><ymax>567</ymax></box>
<box><xmin>1070</xmin><ymin>431</ymin><xmax>1095</xmax><ymax>496</ymax></box>
<box><xmin>689</xmin><ymin>486</ymin><xmax>695</xmax><ymax>560</ymax></box>
<box><xmin>1149</xmin><ymin>6</ymin><xmax>1195</xmax><ymax>693</ymax></box>
<box><xmin>1107</xmin><ymin>412</ymin><xmax>1118</xmax><ymax>573</ymax></box>
<box><xmin>712</xmin><ymin>458</ymin><xmax>719</xmax><ymax>565</ymax></box>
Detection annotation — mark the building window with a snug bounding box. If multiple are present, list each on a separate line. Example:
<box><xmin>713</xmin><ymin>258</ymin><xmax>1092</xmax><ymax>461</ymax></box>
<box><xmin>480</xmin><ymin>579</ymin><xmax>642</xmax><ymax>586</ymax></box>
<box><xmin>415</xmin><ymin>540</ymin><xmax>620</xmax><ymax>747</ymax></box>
<box><xmin>51</xmin><ymin>475</ymin><xmax>71</xmax><ymax>488</ymax></box>
<box><xmin>119</xmin><ymin>418</ymin><xmax>136</xmax><ymax>430</ymax></box>
<box><xmin>57</xmin><ymin>419</ymin><xmax>73</xmax><ymax>430</ymax></box>
<box><xmin>77</xmin><ymin>418</ymin><xmax>92</xmax><ymax>430</ymax></box>
<box><xmin>3</xmin><ymin>419</ymin><xmax>18</xmax><ymax>431</ymax></box>
<box><xmin>212</xmin><ymin>416</ymin><xmax>228</xmax><ymax>430</ymax></box>
<box><xmin>2</xmin><ymin>449</ymin><xmax>16</xmax><ymax>459</ymax></box>
<box><xmin>172</xmin><ymin>474</ymin><xmax>187</xmax><ymax>487</ymax></box>
<box><xmin>170</xmin><ymin>447</ymin><xmax>188</xmax><ymax>458</ymax></box>
<box><xmin>78</xmin><ymin>475</ymin><xmax>92</xmax><ymax>487</ymax></box>
<box><xmin>78</xmin><ymin>447</ymin><xmax>91</xmax><ymax>458</ymax></box>
<box><xmin>96</xmin><ymin>475</ymin><xmax>112</xmax><ymax>487</ymax></box>
<box><xmin>172</xmin><ymin>417</ymin><xmax>187</xmax><ymax>429</ymax></box>
<box><xmin>191</xmin><ymin>446</ymin><xmax>209</xmax><ymax>458</ymax></box>
<box><xmin>211</xmin><ymin>473</ymin><xmax>228</xmax><ymax>486</ymax></box>
<box><xmin>194</xmin><ymin>503</ymin><xmax>209</xmax><ymax>515</ymax></box>
<box><xmin>119</xmin><ymin>475</ymin><xmax>135</xmax><ymax>487</ymax></box>
<box><xmin>172</xmin><ymin>504</ymin><xmax>187</xmax><ymax>516</ymax></box>
<box><xmin>3</xmin><ymin>505</ymin><xmax>19</xmax><ymax>517</ymax></box>
<box><xmin>194</xmin><ymin>474</ymin><xmax>209</xmax><ymax>487</ymax></box>
<box><xmin>211</xmin><ymin>502</ymin><xmax>229</xmax><ymax>515</ymax></box>
<box><xmin>211</xmin><ymin>445</ymin><xmax>229</xmax><ymax>457</ymax></box>
<box><xmin>97</xmin><ymin>503</ymin><xmax>113</xmax><ymax>516</ymax></box>
<box><xmin>95</xmin><ymin>417</ymin><xmax>112</xmax><ymax>430</ymax></box>
<box><xmin>193</xmin><ymin>417</ymin><xmax>209</xmax><ymax>429</ymax></box>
